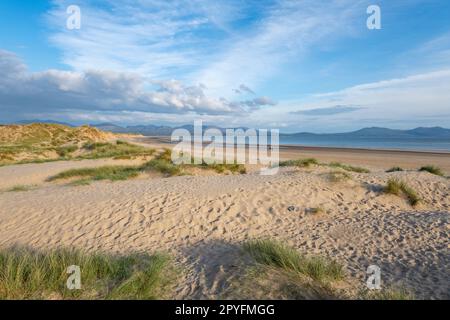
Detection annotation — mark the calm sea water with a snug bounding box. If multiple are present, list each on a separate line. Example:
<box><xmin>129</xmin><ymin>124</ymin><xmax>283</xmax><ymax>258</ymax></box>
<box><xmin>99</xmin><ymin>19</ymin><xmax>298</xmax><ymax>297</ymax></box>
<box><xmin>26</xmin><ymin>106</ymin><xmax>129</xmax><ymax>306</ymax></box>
<box><xmin>279</xmin><ymin>136</ymin><xmax>450</xmax><ymax>152</ymax></box>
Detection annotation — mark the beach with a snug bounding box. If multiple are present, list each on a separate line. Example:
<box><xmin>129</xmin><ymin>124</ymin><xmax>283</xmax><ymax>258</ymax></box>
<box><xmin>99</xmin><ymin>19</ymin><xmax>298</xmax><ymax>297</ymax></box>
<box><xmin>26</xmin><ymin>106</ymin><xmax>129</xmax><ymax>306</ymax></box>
<box><xmin>134</xmin><ymin>136</ymin><xmax>450</xmax><ymax>172</ymax></box>
<box><xmin>0</xmin><ymin>138</ymin><xmax>448</xmax><ymax>299</ymax></box>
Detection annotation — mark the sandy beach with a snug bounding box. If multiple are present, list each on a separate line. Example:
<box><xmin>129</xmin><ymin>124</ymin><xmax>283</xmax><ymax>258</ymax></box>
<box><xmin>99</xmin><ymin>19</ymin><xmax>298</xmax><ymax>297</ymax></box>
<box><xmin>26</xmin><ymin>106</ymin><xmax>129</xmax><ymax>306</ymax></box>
<box><xmin>0</xmin><ymin>138</ymin><xmax>448</xmax><ymax>299</ymax></box>
<box><xmin>135</xmin><ymin>136</ymin><xmax>450</xmax><ymax>172</ymax></box>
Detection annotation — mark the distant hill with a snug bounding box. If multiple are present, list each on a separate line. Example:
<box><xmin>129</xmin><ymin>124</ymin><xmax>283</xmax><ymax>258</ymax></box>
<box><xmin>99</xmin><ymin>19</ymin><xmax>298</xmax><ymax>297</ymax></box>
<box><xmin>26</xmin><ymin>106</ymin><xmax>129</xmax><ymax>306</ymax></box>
<box><xmin>92</xmin><ymin>123</ymin><xmax>250</xmax><ymax>136</ymax></box>
<box><xmin>10</xmin><ymin>121</ymin><xmax>450</xmax><ymax>139</ymax></box>
<box><xmin>284</xmin><ymin>126</ymin><xmax>450</xmax><ymax>139</ymax></box>
<box><xmin>12</xmin><ymin>119</ymin><xmax>75</xmax><ymax>127</ymax></box>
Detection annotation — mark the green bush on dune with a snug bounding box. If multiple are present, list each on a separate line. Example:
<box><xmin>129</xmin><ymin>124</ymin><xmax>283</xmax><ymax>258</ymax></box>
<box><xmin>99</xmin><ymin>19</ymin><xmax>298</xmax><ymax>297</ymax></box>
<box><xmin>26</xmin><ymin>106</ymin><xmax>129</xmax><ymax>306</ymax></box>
<box><xmin>80</xmin><ymin>141</ymin><xmax>155</xmax><ymax>160</ymax></box>
<box><xmin>384</xmin><ymin>178</ymin><xmax>420</xmax><ymax>206</ymax></box>
<box><xmin>279</xmin><ymin>158</ymin><xmax>318</xmax><ymax>168</ymax></box>
<box><xmin>419</xmin><ymin>165</ymin><xmax>444</xmax><ymax>176</ymax></box>
<box><xmin>243</xmin><ymin>239</ymin><xmax>344</xmax><ymax>282</ymax></box>
<box><xmin>48</xmin><ymin>165</ymin><xmax>141</xmax><ymax>182</ymax></box>
<box><xmin>0</xmin><ymin>247</ymin><xmax>174</xmax><ymax>300</ymax></box>
<box><xmin>48</xmin><ymin>149</ymin><xmax>247</xmax><ymax>184</ymax></box>
<box><xmin>327</xmin><ymin>162</ymin><xmax>370</xmax><ymax>173</ymax></box>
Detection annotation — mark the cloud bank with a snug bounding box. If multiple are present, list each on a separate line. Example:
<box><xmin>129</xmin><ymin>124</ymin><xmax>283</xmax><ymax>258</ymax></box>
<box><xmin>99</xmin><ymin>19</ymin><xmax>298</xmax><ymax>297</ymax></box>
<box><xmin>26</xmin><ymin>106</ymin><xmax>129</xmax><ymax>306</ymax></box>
<box><xmin>0</xmin><ymin>50</ymin><xmax>276</xmax><ymax>121</ymax></box>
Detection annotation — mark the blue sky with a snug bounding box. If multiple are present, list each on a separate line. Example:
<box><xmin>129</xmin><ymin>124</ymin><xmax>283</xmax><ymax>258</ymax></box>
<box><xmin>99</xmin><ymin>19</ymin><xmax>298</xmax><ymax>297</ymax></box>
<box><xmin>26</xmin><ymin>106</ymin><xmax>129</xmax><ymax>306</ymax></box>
<box><xmin>0</xmin><ymin>0</ymin><xmax>450</xmax><ymax>132</ymax></box>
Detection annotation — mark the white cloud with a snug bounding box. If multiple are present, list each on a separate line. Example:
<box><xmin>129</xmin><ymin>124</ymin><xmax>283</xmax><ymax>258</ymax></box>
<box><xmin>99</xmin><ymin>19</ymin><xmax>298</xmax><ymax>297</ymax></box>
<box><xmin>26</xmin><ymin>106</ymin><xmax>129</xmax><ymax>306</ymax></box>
<box><xmin>0</xmin><ymin>50</ymin><xmax>276</xmax><ymax>122</ymax></box>
<box><xmin>263</xmin><ymin>69</ymin><xmax>450</xmax><ymax>132</ymax></box>
<box><xmin>193</xmin><ymin>0</ymin><xmax>368</xmax><ymax>95</ymax></box>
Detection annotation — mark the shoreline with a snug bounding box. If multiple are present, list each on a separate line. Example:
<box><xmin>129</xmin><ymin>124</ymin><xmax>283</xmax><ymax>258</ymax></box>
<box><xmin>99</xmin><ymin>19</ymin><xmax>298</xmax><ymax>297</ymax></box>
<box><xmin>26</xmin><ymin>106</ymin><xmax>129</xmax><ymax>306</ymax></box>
<box><xmin>133</xmin><ymin>136</ymin><xmax>450</xmax><ymax>173</ymax></box>
<box><xmin>135</xmin><ymin>135</ymin><xmax>450</xmax><ymax>155</ymax></box>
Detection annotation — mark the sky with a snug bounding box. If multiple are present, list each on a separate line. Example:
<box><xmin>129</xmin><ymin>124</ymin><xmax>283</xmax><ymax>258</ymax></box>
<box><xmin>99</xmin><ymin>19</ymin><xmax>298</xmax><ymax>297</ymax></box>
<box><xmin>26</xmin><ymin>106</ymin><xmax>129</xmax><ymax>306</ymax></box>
<box><xmin>0</xmin><ymin>0</ymin><xmax>449</xmax><ymax>133</ymax></box>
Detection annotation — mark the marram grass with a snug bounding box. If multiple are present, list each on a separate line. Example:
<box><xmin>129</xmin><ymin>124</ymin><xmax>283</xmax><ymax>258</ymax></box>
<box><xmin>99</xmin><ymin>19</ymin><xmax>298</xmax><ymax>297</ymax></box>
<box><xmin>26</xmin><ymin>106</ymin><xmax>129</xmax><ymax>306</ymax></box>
<box><xmin>0</xmin><ymin>247</ymin><xmax>174</xmax><ymax>300</ymax></box>
<box><xmin>243</xmin><ymin>239</ymin><xmax>344</xmax><ymax>282</ymax></box>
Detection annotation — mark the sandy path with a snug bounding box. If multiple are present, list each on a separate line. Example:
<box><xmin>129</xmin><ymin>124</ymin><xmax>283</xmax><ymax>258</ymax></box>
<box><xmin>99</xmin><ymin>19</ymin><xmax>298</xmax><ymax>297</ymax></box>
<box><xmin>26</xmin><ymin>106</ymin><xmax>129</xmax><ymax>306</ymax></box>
<box><xmin>0</xmin><ymin>167</ymin><xmax>448</xmax><ymax>299</ymax></box>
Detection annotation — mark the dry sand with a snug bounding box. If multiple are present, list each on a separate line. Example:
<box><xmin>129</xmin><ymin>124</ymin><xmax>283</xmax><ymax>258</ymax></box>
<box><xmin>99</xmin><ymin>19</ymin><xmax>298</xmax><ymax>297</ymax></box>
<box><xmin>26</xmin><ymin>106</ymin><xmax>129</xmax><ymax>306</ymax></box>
<box><xmin>0</xmin><ymin>152</ymin><xmax>449</xmax><ymax>298</ymax></box>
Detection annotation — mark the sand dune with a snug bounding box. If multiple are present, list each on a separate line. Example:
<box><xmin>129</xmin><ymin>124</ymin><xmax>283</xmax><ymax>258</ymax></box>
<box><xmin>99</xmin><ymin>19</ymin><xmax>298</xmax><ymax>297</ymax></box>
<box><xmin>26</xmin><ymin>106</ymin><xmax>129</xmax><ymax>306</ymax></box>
<box><xmin>0</xmin><ymin>163</ymin><xmax>448</xmax><ymax>299</ymax></box>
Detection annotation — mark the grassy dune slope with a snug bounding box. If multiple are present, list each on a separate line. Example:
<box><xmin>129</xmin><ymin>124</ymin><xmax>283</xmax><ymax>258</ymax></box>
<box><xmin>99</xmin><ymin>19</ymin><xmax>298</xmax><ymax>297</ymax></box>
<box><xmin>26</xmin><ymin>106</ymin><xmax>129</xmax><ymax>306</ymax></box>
<box><xmin>0</xmin><ymin>123</ymin><xmax>152</xmax><ymax>165</ymax></box>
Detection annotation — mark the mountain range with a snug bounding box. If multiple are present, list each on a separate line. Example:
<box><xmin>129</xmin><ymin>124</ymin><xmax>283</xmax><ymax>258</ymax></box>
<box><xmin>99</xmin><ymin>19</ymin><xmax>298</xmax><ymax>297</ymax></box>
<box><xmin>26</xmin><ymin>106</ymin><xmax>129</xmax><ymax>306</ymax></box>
<box><xmin>5</xmin><ymin>121</ymin><xmax>450</xmax><ymax>139</ymax></box>
<box><xmin>91</xmin><ymin>123</ymin><xmax>450</xmax><ymax>140</ymax></box>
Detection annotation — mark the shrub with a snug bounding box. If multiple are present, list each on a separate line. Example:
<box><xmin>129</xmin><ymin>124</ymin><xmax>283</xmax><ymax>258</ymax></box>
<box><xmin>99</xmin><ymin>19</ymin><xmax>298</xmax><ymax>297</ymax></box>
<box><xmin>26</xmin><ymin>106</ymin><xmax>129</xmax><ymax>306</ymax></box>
<box><xmin>0</xmin><ymin>247</ymin><xmax>174</xmax><ymax>300</ymax></box>
<box><xmin>243</xmin><ymin>239</ymin><xmax>344</xmax><ymax>282</ymax></box>
<box><xmin>328</xmin><ymin>162</ymin><xmax>370</xmax><ymax>173</ymax></box>
<box><xmin>279</xmin><ymin>158</ymin><xmax>319</xmax><ymax>168</ymax></box>
<box><xmin>419</xmin><ymin>165</ymin><xmax>444</xmax><ymax>176</ymax></box>
<box><xmin>48</xmin><ymin>166</ymin><xmax>140</xmax><ymax>182</ymax></box>
<box><xmin>386</xmin><ymin>167</ymin><xmax>403</xmax><ymax>173</ymax></box>
<box><xmin>384</xmin><ymin>179</ymin><xmax>420</xmax><ymax>206</ymax></box>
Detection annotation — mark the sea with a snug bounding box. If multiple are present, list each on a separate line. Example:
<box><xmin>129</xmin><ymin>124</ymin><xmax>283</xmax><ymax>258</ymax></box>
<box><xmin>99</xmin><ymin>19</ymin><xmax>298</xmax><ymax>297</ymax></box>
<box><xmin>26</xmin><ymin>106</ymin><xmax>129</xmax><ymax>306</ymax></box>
<box><xmin>279</xmin><ymin>136</ymin><xmax>450</xmax><ymax>152</ymax></box>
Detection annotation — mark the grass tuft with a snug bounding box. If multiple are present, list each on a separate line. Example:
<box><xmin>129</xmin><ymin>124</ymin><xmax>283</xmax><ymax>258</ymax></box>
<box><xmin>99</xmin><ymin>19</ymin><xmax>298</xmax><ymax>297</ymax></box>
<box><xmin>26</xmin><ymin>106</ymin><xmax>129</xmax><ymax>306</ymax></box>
<box><xmin>308</xmin><ymin>207</ymin><xmax>325</xmax><ymax>215</ymax></box>
<box><xmin>48</xmin><ymin>166</ymin><xmax>140</xmax><ymax>182</ymax></box>
<box><xmin>6</xmin><ymin>185</ymin><xmax>34</xmax><ymax>192</ymax></box>
<box><xmin>384</xmin><ymin>179</ymin><xmax>420</xmax><ymax>206</ymax></box>
<box><xmin>386</xmin><ymin>166</ymin><xmax>403</xmax><ymax>173</ymax></box>
<box><xmin>80</xmin><ymin>141</ymin><xmax>155</xmax><ymax>160</ymax></box>
<box><xmin>419</xmin><ymin>165</ymin><xmax>444</xmax><ymax>176</ymax></box>
<box><xmin>243</xmin><ymin>239</ymin><xmax>344</xmax><ymax>282</ymax></box>
<box><xmin>362</xmin><ymin>287</ymin><xmax>415</xmax><ymax>300</ymax></box>
<box><xmin>142</xmin><ymin>159</ymin><xmax>182</xmax><ymax>176</ymax></box>
<box><xmin>327</xmin><ymin>162</ymin><xmax>370</xmax><ymax>173</ymax></box>
<box><xmin>0</xmin><ymin>247</ymin><xmax>174</xmax><ymax>300</ymax></box>
<box><xmin>325</xmin><ymin>171</ymin><xmax>351</xmax><ymax>182</ymax></box>
<box><xmin>279</xmin><ymin>158</ymin><xmax>318</xmax><ymax>168</ymax></box>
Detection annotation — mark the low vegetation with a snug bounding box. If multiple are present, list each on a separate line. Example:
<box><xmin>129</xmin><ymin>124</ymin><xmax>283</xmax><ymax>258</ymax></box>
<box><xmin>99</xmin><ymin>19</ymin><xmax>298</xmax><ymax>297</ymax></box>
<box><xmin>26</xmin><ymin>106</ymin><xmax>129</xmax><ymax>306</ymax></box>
<box><xmin>327</xmin><ymin>162</ymin><xmax>370</xmax><ymax>173</ymax></box>
<box><xmin>384</xmin><ymin>178</ymin><xmax>420</xmax><ymax>206</ymax></box>
<box><xmin>308</xmin><ymin>207</ymin><xmax>325</xmax><ymax>215</ymax></box>
<box><xmin>279</xmin><ymin>158</ymin><xmax>318</xmax><ymax>168</ymax></box>
<box><xmin>324</xmin><ymin>170</ymin><xmax>351</xmax><ymax>183</ymax></box>
<box><xmin>48</xmin><ymin>165</ymin><xmax>141</xmax><ymax>182</ymax></box>
<box><xmin>229</xmin><ymin>240</ymin><xmax>345</xmax><ymax>299</ymax></box>
<box><xmin>386</xmin><ymin>166</ymin><xmax>404</xmax><ymax>173</ymax></box>
<box><xmin>0</xmin><ymin>247</ymin><xmax>175</xmax><ymax>300</ymax></box>
<box><xmin>49</xmin><ymin>149</ymin><xmax>246</xmax><ymax>184</ymax></box>
<box><xmin>79</xmin><ymin>141</ymin><xmax>155</xmax><ymax>160</ymax></box>
<box><xmin>193</xmin><ymin>158</ymin><xmax>247</xmax><ymax>174</ymax></box>
<box><xmin>6</xmin><ymin>185</ymin><xmax>35</xmax><ymax>192</ymax></box>
<box><xmin>0</xmin><ymin>123</ymin><xmax>155</xmax><ymax>166</ymax></box>
<box><xmin>361</xmin><ymin>287</ymin><xmax>415</xmax><ymax>300</ymax></box>
<box><xmin>419</xmin><ymin>165</ymin><xmax>444</xmax><ymax>176</ymax></box>
<box><xmin>233</xmin><ymin>239</ymin><xmax>415</xmax><ymax>300</ymax></box>
<box><xmin>243</xmin><ymin>240</ymin><xmax>344</xmax><ymax>282</ymax></box>
<box><xmin>279</xmin><ymin>158</ymin><xmax>369</xmax><ymax>173</ymax></box>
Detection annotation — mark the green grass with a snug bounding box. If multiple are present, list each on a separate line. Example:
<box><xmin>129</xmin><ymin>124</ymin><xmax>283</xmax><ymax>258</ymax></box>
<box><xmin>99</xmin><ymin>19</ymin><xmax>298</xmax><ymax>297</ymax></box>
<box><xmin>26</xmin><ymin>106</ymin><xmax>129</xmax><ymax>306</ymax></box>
<box><xmin>68</xmin><ymin>179</ymin><xmax>92</xmax><ymax>186</ymax></box>
<box><xmin>279</xmin><ymin>158</ymin><xmax>318</xmax><ymax>168</ymax></box>
<box><xmin>243</xmin><ymin>239</ymin><xmax>344</xmax><ymax>282</ymax></box>
<box><xmin>308</xmin><ymin>207</ymin><xmax>325</xmax><ymax>215</ymax></box>
<box><xmin>194</xmin><ymin>159</ymin><xmax>247</xmax><ymax>174</ymax></box>
<box><xmin>325</xmin><ymin>170</ymin><xmax>351</xmax><ymax>182</ymax></box>
<box><xmin>48</xmin><ymin>166</ymin><xmax>141</xmax><ymax>182</ymax></box>
<box><xmin>384</xmin><ymin>179</ymin><xmax>421</xmax><ymax>206</ymax></box>
<box><xmin>143</xmin><ymin>159</ymin><xmax>182</xmax><ymax>176</ymax></box>
<box><xmin>362</xmin><ymin>287</ymin><xmax>415</xmax><ymax>300</ymax></box>
<box><xmin>0</xmin><ymin>247</ymin><xmax>174</xmax><ymax>300</ymax></box>
<box><xmin>55</xmin><ymin>145</ymin><xmax>78</xmax><ymax>157</ymax></box>
<box><xmin>79</xmin><ymin>141</ymin><xmax>155</xmax><ymax>160</ymax></box>
<box><xmin>327</xmin><ymin>162</ymin><xmax>370</xmax><ymax>173</ymax></box>
<box><xmin>0</xmin><ymin>138</ymin><xmax>155</xmax><ymax>166</ymax></box>
<box><xmin>419</xmin><ymin>165</ymin><xmax>444</xmax><ymax>176</ymax></box>
<box><xmin>48</xmin><ymin>149</ymin><xmax>247</xmax><ymax>183</ymax></box>
<box><xmin>386</xmin><ymin>166</ymin><xmax>404</xmax><ymax>173</ymax></box>
<box><xmin>6</xmin><ymin>185</ymin><xmax>35</xmax><ymax>192</ymax></box>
